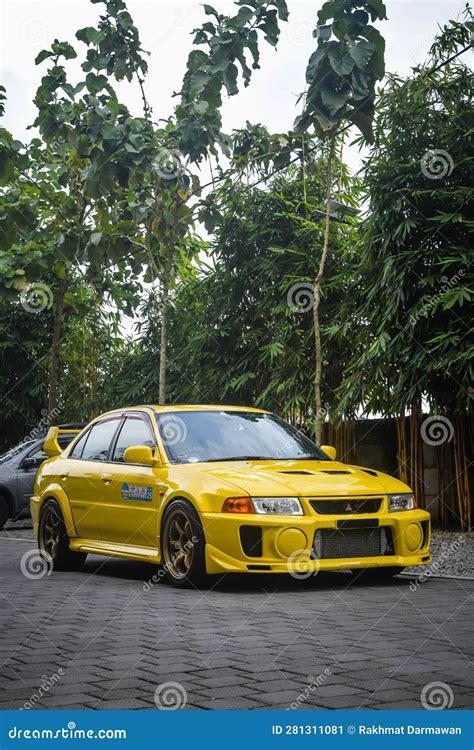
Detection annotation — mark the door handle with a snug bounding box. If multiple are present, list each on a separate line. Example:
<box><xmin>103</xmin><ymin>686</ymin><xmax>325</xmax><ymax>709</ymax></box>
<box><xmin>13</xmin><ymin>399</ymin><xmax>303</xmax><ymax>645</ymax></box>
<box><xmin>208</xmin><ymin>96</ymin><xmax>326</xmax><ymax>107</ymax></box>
<box><xmin>101</xmin><ymin>473</ymin><xmax>112</xmax><ymax>484</ymax></box>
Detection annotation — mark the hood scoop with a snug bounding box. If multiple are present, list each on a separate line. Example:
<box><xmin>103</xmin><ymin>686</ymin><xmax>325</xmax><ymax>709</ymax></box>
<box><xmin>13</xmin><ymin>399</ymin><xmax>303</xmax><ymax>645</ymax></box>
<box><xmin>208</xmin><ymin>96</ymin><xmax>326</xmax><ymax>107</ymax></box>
<box><xmin>320</xmin><ymin>470</ymin><xmax>352</xmax><ymax>475</ymax></box>
<box><xmin>278</xmin><ymin>470</ymin><xmax>315</xmax><ymax>475</ymax></box>
<box><xmin>362</xmin><ymin>468</ymin><xmax>378</xmax><ymax>477</ymax></box>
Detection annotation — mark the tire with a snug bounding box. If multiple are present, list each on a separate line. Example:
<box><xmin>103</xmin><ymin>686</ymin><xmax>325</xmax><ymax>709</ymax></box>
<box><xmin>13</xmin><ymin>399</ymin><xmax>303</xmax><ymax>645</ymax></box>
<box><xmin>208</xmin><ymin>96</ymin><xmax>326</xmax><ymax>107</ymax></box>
<box><xmin>38</xmin><ymin>499</ymin><xmax>87</xmax><ymax>572</ymax></box>
<box><xmin>0</xmin><ymin>497</ymin><xmax>9</xmax><ymax>530</ymax></box>
<box><xmin>355</xmin><ymin>566</ymin><xmax>404</xmax><ymax>580</ymax></box>
<box><xmin>161</xmin><ymin>499</ymin><xmax>208</xmax><ymax>588</ymax></box>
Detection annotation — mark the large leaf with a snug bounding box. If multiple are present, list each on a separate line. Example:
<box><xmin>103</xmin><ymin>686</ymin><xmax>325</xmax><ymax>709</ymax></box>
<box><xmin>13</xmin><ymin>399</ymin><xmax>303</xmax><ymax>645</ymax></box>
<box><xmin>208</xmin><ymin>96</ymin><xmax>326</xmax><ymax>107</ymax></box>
<box><xmin>349</xmin><ymin>40</ymin><xmax>375</xmax><ymax>69</ymax></box>
<box><xmin>320</xmin><ymin>86</ymin><xmax>349</xmax><ymax>116</ymax></box>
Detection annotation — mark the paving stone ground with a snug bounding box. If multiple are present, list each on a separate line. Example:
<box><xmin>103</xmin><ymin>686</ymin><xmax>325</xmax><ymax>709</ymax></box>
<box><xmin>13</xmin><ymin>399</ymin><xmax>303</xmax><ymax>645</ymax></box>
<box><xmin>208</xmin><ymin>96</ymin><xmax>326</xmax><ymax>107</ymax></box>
<box><xmin>0</xmin><ymin>533</ymin><xmax>472</xmax><ymax>711</ymax></box>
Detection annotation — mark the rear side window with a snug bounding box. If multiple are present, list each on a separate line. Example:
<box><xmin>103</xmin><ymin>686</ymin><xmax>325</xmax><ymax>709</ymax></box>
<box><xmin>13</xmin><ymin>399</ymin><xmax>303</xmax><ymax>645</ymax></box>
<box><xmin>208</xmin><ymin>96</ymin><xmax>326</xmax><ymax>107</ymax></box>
<box><xmin>70</xmin><ymin>430</ymin><xmax>90</xmax><ymax>459</ymax></box>
<box><xmin>112</xmin><ymin>416</ymin><xmax>155</xmax><ymax>462</ymax></box>
<box><xmin>79</xmin><ymin>419</ymin><xmax>121</xmax><ymax>462</ymax></box>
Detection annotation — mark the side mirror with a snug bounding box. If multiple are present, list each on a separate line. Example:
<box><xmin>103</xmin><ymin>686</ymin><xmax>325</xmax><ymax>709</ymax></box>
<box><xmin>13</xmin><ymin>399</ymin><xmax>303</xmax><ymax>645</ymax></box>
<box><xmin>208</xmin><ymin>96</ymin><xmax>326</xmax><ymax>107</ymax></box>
<box><xmin>44</xmin><ymin>427</ymin><xmax>62</xmax><ymax>457</ymax></box>
<box><xmin>22</xmin><ymin>456</ymin><xmax>43</xmax><ymax>470</ymax></box>
<box><xmin>21</xmin><ymin>456</ymin><xmax>45</xmax><ymax>469</ymax></box>
<box><xmin>123</xmin><ymin>445</ymin><xmax>159</xmax><ymax>467</ymax></box>
<box><xmin>321</xmin><ymin>445</ymin><xmax>336</xmax><ymax>461</ymax></box>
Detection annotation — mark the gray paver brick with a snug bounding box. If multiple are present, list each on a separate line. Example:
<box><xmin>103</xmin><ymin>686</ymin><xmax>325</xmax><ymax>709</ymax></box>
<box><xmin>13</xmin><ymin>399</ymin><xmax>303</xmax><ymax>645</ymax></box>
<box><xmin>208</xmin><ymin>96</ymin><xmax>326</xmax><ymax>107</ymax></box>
<box><xmin>0</xmin><ymin>542</ymin><xmax>472</xmax><ymax>710</ymax></box>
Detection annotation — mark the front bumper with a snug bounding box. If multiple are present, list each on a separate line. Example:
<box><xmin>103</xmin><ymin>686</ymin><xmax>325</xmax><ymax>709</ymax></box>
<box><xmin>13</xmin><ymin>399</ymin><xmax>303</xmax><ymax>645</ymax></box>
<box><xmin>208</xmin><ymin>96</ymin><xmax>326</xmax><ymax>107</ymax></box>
<box><xmin>201</xmin><ymin>505</ymin><xmax>431</xmax><ymax>574</ymax></box>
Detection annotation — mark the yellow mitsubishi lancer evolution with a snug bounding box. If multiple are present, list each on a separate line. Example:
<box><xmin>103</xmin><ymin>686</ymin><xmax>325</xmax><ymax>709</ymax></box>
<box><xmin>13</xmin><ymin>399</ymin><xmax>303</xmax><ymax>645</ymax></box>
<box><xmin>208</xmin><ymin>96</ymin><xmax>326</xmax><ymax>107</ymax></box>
<box><xmin>31</xmin><ymin>405</ymin><xmax>431</xmax><ymax>587</ymax></box>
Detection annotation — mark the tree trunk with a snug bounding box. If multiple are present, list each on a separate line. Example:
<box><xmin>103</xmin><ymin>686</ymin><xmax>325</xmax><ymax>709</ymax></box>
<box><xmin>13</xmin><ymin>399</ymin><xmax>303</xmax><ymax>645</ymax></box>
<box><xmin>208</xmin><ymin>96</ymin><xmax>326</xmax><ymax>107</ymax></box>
<box><xmin>158</xmin><ymin>247</ymin><xmax>174</xmax><ymax>405</ymax></box>
<box><xmin>47</xmin><ymin>276</ymin><xmax>67</xmax><ymax>419</ymax></box>
<box><xmin>313</xmin><ymin>137</ymin><xmax>335</xmax><ymax>444</ymax></box>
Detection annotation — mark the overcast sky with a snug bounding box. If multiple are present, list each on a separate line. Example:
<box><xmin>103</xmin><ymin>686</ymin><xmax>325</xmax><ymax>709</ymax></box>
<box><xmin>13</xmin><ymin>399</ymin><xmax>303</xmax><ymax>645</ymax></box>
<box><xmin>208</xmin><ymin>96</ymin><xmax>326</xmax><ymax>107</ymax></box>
<box><xmin>1</xmin><ymin>0</ymin><xmax>471</xmax><ymax>176</ymax></box>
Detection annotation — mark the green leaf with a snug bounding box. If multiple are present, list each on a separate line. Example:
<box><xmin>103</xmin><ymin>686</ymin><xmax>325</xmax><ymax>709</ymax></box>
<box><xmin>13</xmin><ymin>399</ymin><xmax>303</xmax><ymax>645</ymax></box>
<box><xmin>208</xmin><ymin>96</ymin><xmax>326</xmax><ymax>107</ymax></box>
<box><xmin>327</xmin><ymin>44</ymin><xmax>355</xmax><ymax>76</ymax></box>
<box><xmin>349</xmin><ymin>40</ymin><xmax>375</xmax><ymax>69</ymax></box>
<box><xmin>320</xmin><ymin>86</ymin><xmax>348</xmax><ymax>116</ymax></box>
<box><xmin>315</xmin><ymin>25</ymin><xmax>332</xmax><ymax>41</ymax></box>
<box><xmin>193</xmin><ymin>100</ymin><xmax>209</xmax><ymax>114</ymax></box>
<box><xmin>203</xmin><ymin>4</ymin><xmax>219</xmax><ymax>17</ymax></box>
<box><xmin>317</xmin><ymin>2</ymin><xmax>335</xmax><ymax>25</ymax></box>
<box><xmin>305</xmin><ymin>47</ymin><xmax>325</xmax><ymax>84</ymax></box>
<box><xmin>367</xmin><ymin>0</ymin><xmax>387</xmax><ymax>21</ymax></box>
<box><xmin>348</xmin><ymin>102</ymin><xmax>374</xmax><ymax>142</ymax></box>
<box><xmin>223</xmin><ymin>63</ymin><xmax>239</xmax><ymax>96</ymax></box>
<box><xmin>35</xmin><ymin>49</ymin><xmax>53</xmax><ymax>65</ymax></box>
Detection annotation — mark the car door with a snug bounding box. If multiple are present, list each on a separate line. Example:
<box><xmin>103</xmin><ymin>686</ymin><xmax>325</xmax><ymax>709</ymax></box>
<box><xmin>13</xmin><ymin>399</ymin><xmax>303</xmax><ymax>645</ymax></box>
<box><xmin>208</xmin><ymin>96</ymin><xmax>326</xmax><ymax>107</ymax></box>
<box><xmin>65</xmin><ymin>416</ymin><xmax>123</xmax><ymax>539</ymax></box>
<box><xmin>98</xmin><ymin>413</ymin><xmax>162</xmax><ymax>549</ymax></box>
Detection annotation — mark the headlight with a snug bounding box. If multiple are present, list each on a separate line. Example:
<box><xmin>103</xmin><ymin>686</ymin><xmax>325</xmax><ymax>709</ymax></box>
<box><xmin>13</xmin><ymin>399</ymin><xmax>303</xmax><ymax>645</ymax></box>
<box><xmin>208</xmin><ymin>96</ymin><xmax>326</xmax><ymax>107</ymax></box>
<box><xmin>388</xmin><ymin>493</ymin><xmax>415</xmax><ymax>512</ymax></box>
<box><xmin>252</xmin><ymin>497</ymin><xmax>303</xmax><ymax>516</ymax></box>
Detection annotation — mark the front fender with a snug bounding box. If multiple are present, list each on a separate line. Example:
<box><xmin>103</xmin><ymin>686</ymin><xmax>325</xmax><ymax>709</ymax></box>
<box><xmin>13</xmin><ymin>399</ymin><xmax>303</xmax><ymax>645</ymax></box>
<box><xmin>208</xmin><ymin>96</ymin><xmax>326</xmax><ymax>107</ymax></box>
<box><xmin>30</xmin><ymin>484</ymin><xmax>77</xmax><ymax>539</ymax></box>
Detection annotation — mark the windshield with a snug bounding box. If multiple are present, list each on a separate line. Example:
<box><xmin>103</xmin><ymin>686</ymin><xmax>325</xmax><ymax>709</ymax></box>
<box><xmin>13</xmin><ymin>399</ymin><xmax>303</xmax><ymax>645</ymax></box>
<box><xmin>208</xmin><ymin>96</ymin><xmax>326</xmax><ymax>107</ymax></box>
<box><xmin>155</xmin><ymin>410</ymin><xmax>326</xmax><ymax>464</ymax></box>
<box><xmin>0</xmin><ymin>440</ymin><xmax>35</xmax><ymax>464</ymax></box>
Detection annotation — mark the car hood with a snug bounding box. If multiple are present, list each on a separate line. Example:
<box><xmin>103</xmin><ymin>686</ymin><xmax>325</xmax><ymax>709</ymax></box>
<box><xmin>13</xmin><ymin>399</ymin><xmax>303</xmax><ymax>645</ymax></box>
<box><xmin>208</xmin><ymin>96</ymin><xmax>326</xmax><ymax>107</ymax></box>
<box><xmin>199</xmin><ymin>459</ymin><xmax>411</xmax><ymax>497</ymax></box>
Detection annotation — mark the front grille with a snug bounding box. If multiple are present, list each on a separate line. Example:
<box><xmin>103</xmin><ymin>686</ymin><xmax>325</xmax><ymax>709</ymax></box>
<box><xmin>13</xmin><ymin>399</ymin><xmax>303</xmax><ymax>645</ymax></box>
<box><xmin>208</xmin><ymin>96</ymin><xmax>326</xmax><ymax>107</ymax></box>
<box><xmin>314</xmin><ymin>527</ymin><xmax>393</xmax><ymax>559</ymax></box>
<box><xmin>310</xmin><ymin>498</ymin><xmax>382</xmax><ymax>515</ymax></box>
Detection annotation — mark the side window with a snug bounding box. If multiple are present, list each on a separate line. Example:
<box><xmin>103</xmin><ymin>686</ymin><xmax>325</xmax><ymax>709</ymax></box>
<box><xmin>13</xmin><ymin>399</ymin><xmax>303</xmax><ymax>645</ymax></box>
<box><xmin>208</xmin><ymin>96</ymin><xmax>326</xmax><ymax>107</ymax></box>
<box><xmin>29</xmin><ymin>446</ymin><xmax>48</xmax><ymax>461</ymax></box>
<box><xmin>80</xmin><ymin>419</ymin><xmax>121</xmax><ymax>462</ymax></box>
<box><xmin>112</xmin><ymin>416</ymin><xmax>156</xmax><ymax>462</ymax></box>
<box><xmin>70</xmin><ymin>430</ymin><xmax>91</xmax><ymax>459</ymax></box>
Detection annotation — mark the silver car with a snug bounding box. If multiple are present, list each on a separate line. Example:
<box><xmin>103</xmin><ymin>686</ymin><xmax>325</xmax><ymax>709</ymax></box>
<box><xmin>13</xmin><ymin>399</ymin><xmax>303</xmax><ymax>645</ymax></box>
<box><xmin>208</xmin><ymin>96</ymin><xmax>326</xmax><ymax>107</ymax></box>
<box><xmin>0</xmin><ymin>426</ymin><xmax>82</xmax><ymax>529</ymax></box>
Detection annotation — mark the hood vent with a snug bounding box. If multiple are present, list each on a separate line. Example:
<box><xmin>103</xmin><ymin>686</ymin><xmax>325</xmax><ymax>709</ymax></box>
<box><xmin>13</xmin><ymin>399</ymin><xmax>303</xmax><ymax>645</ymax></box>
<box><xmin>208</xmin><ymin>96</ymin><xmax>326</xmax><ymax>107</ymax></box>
<box><xmin>320</xmin><ymin>470</ymin><xmax>352</xmax><ymax>475</ymax></box>
<box><xmin>362</xmin><ymin>469</ymin><xmax>378</xmax><ymax>477</ymax></box>
<box><xmin>278</xmin><ymin>470</ymin><xmax>314</xmax><ymax>475</ymax></box>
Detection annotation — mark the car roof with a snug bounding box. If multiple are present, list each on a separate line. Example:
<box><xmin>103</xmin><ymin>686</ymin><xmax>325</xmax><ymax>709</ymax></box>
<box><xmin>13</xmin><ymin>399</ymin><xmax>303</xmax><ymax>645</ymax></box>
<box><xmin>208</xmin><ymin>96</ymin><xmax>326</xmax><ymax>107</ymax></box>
<box><xmin>97</xmin><ymin>404</ymin><xmax>269</xmax><ymax>419</ymax></box>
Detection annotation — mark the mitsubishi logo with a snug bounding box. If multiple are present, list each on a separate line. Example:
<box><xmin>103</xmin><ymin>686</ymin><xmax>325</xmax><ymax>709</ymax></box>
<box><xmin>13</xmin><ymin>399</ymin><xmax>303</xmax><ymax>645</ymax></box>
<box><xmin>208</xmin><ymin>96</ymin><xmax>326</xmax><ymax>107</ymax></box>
<box><xmin>345</xmin><ymin>502</ymin><xmax>353</xmax><ymax>513</ymax></box>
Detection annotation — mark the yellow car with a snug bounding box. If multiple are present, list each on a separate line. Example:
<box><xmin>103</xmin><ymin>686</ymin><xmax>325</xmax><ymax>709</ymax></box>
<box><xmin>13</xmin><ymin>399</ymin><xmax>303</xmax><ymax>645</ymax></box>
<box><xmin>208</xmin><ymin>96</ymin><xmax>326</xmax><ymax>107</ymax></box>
<box><xmin>31</xmin><ymin>405</ymin><xmax>431</xmax><ymax>587</ymax></box>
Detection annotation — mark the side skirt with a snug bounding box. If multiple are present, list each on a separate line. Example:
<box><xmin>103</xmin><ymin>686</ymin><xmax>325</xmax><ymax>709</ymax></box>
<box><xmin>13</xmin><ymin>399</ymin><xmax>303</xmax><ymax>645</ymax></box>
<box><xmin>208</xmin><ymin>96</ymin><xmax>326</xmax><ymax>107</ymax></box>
<box><xmin>69</xmin><ymin>538</ymin><xmax>161</xmax><ymax>564</ymax></box>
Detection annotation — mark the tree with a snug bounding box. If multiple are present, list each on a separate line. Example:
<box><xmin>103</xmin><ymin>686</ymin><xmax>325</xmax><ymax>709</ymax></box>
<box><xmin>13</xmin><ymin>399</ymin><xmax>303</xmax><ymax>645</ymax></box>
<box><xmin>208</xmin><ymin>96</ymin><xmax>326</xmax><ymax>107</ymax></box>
<box><xmin>338</xmin><ymin>15</ymin><xmax>473</xmax><ymax>525</ymax></box>
<box><xmin>109</xmin><ymin>150</ymin><xmax>360</xmax><ymax>438</ymax></box>
<box><xmin>295</xmin><ymin>0</ymin><xmax>387</xmax><ymax>442</ymax></box>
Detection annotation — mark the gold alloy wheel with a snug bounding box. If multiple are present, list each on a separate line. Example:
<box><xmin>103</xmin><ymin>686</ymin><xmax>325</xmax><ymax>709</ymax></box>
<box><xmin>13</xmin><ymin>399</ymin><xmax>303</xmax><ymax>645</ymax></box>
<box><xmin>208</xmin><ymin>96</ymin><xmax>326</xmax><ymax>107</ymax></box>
<box><xmin>163</xmin><ymin>510</ymin><xmax>194</xmax><ymax>579</ymax></box>
<box><xmin>40</xmin><ymin>508</ymin><xmax>60</xmax><ymax>560</ymax></box>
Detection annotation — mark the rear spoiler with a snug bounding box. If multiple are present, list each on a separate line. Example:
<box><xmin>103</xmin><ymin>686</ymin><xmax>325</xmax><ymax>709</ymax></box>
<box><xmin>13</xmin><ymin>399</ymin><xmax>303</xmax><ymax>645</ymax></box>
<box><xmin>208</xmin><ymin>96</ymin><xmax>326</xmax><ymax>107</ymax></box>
<box><xmin>44</xmin><ymin>427</ymin><xmax>82</xmax><ymax>457</ymax></box>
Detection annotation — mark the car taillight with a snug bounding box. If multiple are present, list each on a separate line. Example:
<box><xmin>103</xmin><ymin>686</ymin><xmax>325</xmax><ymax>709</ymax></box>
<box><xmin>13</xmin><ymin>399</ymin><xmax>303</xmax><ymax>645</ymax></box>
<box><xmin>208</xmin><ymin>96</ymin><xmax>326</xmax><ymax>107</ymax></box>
<box><xmin>222</xmin><ymin>497</ymin><xmax>254</xmax><ymax>513</ymax></box>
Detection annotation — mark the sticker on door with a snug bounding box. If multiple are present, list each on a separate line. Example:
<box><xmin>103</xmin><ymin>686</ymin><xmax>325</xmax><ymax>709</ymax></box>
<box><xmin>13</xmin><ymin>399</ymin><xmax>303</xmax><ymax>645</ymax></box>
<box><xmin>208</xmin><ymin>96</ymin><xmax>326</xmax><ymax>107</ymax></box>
<box><xmin>121</xmin><ymin>482</ymin><xmax>153</xmax><ymax>502</ymax></box>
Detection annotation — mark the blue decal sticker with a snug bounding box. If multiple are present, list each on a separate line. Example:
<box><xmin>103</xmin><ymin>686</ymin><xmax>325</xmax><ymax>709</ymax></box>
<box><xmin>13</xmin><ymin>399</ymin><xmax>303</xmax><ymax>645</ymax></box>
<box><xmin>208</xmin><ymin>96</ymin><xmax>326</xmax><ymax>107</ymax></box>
<box><xmin>121</xmin><ymin>482</ymin><xmax>153</xmax><ymax>502</ymax></box>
